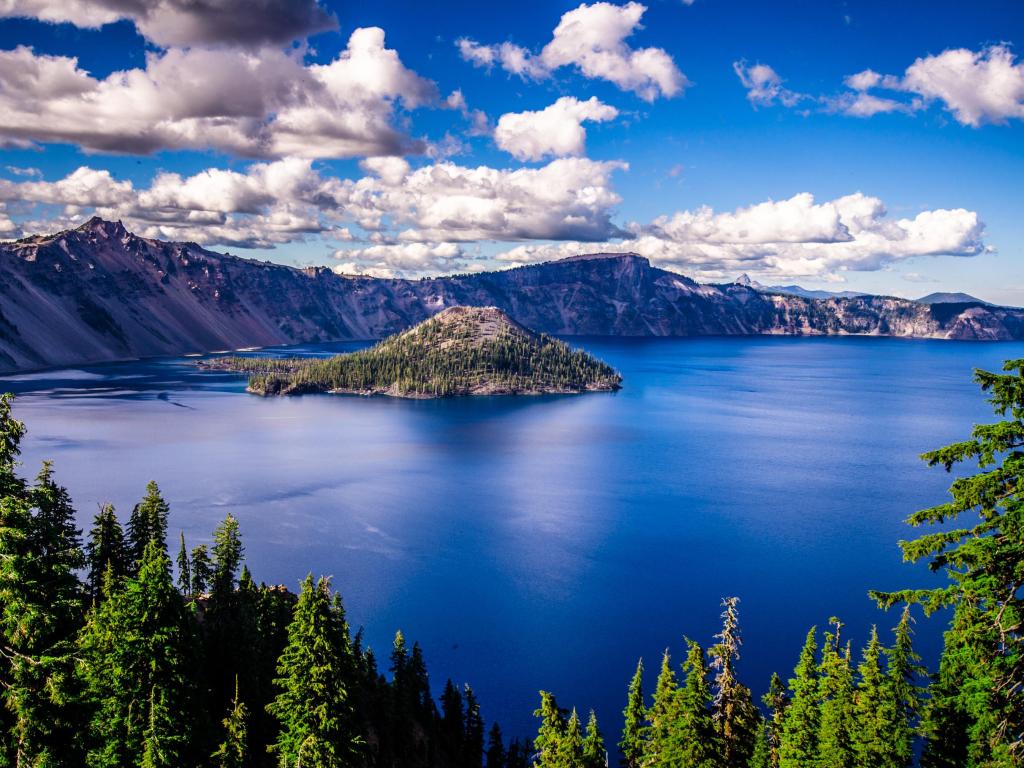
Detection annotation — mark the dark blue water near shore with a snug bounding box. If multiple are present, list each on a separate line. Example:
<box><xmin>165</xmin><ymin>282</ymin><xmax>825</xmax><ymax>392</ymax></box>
<box><xmin>4</xmin><ymin>336</ymin><xmax>1023</xmax><ymax>745</ymax></box>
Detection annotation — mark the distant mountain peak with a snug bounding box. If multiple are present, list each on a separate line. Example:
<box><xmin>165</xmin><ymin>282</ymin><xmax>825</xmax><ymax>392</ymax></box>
<box><xmin>558</xmin><ymin>252</ymin><xmax>648</xmax><ymax>265</ymax></box>
<box><xmin>916</xmin><ymin>291</ymin><xmax>989</xmax><ymax>305</ymax></box>
<box><xmin>77</xmin><ymin>216</ymin><xmax>128</xmax><ymax>238</ymax></box>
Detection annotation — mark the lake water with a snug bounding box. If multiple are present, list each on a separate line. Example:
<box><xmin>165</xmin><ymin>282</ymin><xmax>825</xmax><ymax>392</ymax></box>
<box><xmin>3</xmin><ymin>336</ymin><xmax>1022</xmax><ymax>745</ymax></box>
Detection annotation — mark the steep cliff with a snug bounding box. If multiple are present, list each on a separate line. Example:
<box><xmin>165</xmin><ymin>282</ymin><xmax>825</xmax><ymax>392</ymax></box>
<box><xmin>1</xmin><ymin>218</ymin><xmax>1021</xmax><ymax>373</ymax></box>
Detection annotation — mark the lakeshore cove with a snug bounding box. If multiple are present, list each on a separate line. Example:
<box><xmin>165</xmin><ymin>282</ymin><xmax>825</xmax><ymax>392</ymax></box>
<box><xmin>4</xmin><ymin>335</ymin><xmax>1023</xmax><ymax>742</ymax></box>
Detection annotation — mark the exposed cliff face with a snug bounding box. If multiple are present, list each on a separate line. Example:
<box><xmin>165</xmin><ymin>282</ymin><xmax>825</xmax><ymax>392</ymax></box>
<box><xmin>1</xmin><ymin>218</ymin><xmax>1021</xmax><ymax>373</ymax></box>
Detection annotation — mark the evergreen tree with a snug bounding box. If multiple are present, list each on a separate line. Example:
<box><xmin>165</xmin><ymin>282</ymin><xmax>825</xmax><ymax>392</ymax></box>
<box><xmin>918</xmin><ymin>602</ymin><xmax>976</xmax><ymax>768</ymax></box>
<box><xmin>749</xmin><ymin>718</ymin><xmax>770</xmax><ymax>768</ymax></box>
<box><xmin>533</xmin><ymin>691</ymin><xmax>566</xmax><ymax>768</ymax></box>
<box><xmin>176</xmin><ymin>531</ymin><xmax>191</xmax><ymax>597</ymax></box>
<box><xmin>140</xmin><ymin>685</ymin><xmax>184</xmax><ymax>768</ymax></box>
<box><xmin>213</xmin><ymin>678</ymin><xmax>248</xmax><ymax>768</ymax></box>
<box><xmin>582</xmin><ymin>710</ymin><xmax>606</xmax><ymax>768</ymax></box>
<box><xmin>126</xmin><ymin>481</ymin><xmax>170</xmax><ymax>567</ymax></box>
<box><xmin>644</xmin><ymin>650</ymin><xmax>682</xmax><ymax>767</ymax></box>
<box><xmin>677</xmin><ymin>639</ymin><xmax>719</xmax><ymax>768</ymax></box>
<box><xmin>851</xmin><ymin>627</ymin><xmax>898</xmax><ymax>768</ymax></box>
<box><xmin>190</xmin><ymin>544</ymin><xmax>212</xmax><ymax>595</ymax></box>
<box><xmin>465</xmin><ymin>685</ymin><xmax>485</xmax><ymax>768</ymax></box>
<box><xmin>267</xmin><ymin>574</ymin><xmax>359</xmax><ymax>768</ymax></box>
<box><xmin>779</xmin><ymin>627</ymin><xmax>819</xmax><ymax>768</ymax></box>
<box><xmin>761</xmin><ymin>673</ymin><xmax>788</xmax><ymax>768</ymax></box>
<box><xmin>884</xmin><ymin>606</ymin><xmax>920</xmax><ymax>768</ymax></box>
<box><xmin>487</xmin><ymin>723</ymin><xmax>506</xmax><ymax>768</ymax></box>
<box><xmin>79</xmin><ymin>538</ymin><xmax>193</xmax><ymax>767</ymax></box>
<box><xmin>816</xmin><ymin>622</ymin><xmax>855</xmax><ymax>768</ymax></box>
<box><xmin>211</xmin><ymin>513</ymin><xmax>243</xmax><ymax>601</ymax></box>
<box><xmin>618</xmin><ymin>659</ymin><xmax>645</xmax><ymax>768</ymax></box>
<box><xmin>871</xmin><ymin>358</ymin><xmax>1024</xmax><ymax>764</ymax></box>
<box><xmin>557</xmin><ymin>709</ymin><xmax>584</xmax><ymax>768</ymax></box>
<box><xmin>710</xmin><ymin>597</ymin><xmax>759</xmax><ymax>767</ymax></box>
<box><xmin>442</xmin><ymin>679</ymin><xmax>465</xmax><ymax>761</ymax></box>
<box><xmin>0</xmin><ymin>460</ymin><xmax>87</xmax><ymax>767</ymax></box>
<box><xmin>85</xmin><ymin>504</ymin><xmax>128</xmax><ymax>599</ymax></box>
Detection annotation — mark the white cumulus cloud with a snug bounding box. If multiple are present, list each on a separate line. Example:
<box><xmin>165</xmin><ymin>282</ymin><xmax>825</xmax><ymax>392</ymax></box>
<box><xmin>457</xmin><ymin>2</ymin><xmax>687</xmax><ymax>101</ymax></box>
<box><xmin>494</xmin><ymin>96</ymin><xmax>618</xmax><ymax>161</ymax></box>
<box><xmin>0</xmin><ymin>28</ymin><xmax>436</xmax><ymax>159</ymax></box>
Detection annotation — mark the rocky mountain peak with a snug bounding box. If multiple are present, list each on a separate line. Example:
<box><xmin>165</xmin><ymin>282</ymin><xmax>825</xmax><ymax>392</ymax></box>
<box><xmin>77</xmin><ymin>216</ymin><xmax>129</xmax><ymax>239</ymax></box>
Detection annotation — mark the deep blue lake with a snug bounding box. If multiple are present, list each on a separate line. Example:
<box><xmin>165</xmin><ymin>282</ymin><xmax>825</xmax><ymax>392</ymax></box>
<box><xmin>3</xmin><ymin>336</ymin><xmax>1022</xmax><ymax>745</ymax></box>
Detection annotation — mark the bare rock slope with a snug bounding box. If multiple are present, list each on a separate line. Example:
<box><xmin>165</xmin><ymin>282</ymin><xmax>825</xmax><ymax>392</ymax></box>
<box><xmin>1</xmin><ymin>218</ymin><xmax>1022</xmax><ymax>373</ymax></box>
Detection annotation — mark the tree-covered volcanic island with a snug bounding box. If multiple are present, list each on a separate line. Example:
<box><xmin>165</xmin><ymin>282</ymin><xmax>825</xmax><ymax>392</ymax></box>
<box><xmin>203</xmin><ymin>306</ymin><xmax>623</xmax><ymax>398</ymax></box>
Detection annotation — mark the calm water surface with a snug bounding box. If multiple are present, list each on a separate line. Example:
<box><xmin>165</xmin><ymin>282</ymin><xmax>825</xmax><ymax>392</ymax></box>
<box><xmin>4</xmin><ymin>336</ymin><xmax>1022</xmax><ymax>742</ymax></box>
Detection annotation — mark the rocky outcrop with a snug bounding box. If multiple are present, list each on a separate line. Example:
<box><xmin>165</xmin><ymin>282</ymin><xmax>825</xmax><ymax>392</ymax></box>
<box><xmin>1</xmin><ymin>218</ymin><xmax>1021</xmax><ymax>373</ymax></box>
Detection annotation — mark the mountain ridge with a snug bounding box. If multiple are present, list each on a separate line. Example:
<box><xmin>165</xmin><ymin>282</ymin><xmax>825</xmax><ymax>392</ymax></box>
<box><xmin>1</xmin><ymin>219</ymin><xmax>1022</xmax><ymax>374</ymax></box>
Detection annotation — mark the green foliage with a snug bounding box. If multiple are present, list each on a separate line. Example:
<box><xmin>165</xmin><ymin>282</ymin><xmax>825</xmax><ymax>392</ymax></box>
<box><xmin>618</xmin><ymin>659</ymin><xmax>645</xmax><ymax>768</ymax></box>
<box><xmin>79</xmin><ymin>538</ymin><xmax>193</xmax><ymax>767</ymax></box>
<box><xmin>213</xmin><ymin>678</ymin><xmax>248</xmax><ymax>768</ymax></box>
<box><xmin>761</xmin><ymin>673</ymin><xmax>788</xmax><ymax>768</ymax></box>
<box><xmin>677</xmin><ymin>639</ymin><xmax>720</xmax><ymax>768</ymax></box>
<box><xmin>582</xmin><ymin>710</ymin><xmax>605</xmax><ymax>768</ymax></box>
<box><xmin>126</xmin><ymin>481</ymin><xmax>170</xmax><ymax>567</ymax></box>
<box><xmin>211</xmin><ymin>308</ymin><xmax>621</xmax><ymax>398</ymax></box>
<box><xmin>816</xmin><ymin>622</ymin><xmax>855</xmax><ymax>768</ymax></box>
<box><xmin>267</xmin><ymin>574</ymin><xmax>360</xmax><ymax>768</ymax></box>
<box><xmin>710</xmin><ymin>597</ymin><xmax>759</xmax><ymax>767</ymax></box>
<box><xmin>872</xmin><ymin>358</ymin><xmax>1024</xmax><ymax>764</ymax></box>
<box><xmin>86</xmin><ymin>504</ymin><xmax>128</xmax><ymax>599</ymax></box>
<box><xmin>644</xmin><ymin>650</ymin><xmax>683</xmax><ymax>766</ymax></box>
<box><xmin>779</xmin><ymin>627</ymin><xmax>819</xmax><ymax>768</ymax></box>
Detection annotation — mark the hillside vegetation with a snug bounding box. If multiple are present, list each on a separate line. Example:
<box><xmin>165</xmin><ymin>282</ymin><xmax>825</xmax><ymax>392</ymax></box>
<box><xmin>207</xmin><ymin>306</ymin><xmax>622</xmax><ymax>397</ymax></box>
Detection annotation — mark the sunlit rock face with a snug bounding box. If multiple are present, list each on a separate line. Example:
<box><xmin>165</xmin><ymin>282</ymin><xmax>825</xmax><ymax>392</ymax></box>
<box><xmin>1</xmin><ymin>218</ymin><xmax>1021</xmax><ymax>373</ymax></box>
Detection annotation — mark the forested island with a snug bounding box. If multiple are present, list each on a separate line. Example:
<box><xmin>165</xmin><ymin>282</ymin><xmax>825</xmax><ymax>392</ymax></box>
<box><xmin>202</xmin><ymin>306</ymin><xmax>622</xmax><ymax>398</ymax></box>
<box><xmin>0</xmin><ymin>358</ymin><xmax>1020</xmax><ymax>767</ymax></box>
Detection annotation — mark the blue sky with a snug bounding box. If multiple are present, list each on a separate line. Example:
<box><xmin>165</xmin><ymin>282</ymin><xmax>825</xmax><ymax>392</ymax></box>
<box><xmin>0</xmin><ymin>0</ymin><xmax>1022</xmax><ymax>303</ymax></box>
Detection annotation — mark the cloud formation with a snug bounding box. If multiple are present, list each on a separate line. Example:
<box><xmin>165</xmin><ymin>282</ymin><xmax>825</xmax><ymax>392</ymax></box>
<box><xmin>0</xmin><ymin>28</ymin><xmax>435</xmax><ymax>158</ymax></box>
<box><xmin>494</xmin><ymin>97</ymin><xmax>618</xmax><ymax>161</ymax></box>
<box><xmin>0</xmin><ymin>155</ymin><xmax>628</xmax><ymax>259</ymax></box>
<box><xmin>457</xmin><ymin>2</ymin><xmax>687</xmax><ymax>101</ymax></box>
<box><xmin>0</xmin><ymin>0</ymin><xmax>337</xmax><ymax>47</ymax></box>
<box><xmin>735</xmin><ymin>45</ymin><xmax>1024</xmax><ymax>125</ymax></box>
<box><xmin>496</xmin><ymin>193</ymin><xmax>988</xmax><ymax>281</ymax></box>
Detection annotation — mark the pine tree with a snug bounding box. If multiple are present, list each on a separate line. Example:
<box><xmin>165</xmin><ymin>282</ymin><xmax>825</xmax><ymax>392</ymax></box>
<box><xmin>644</xmin><ymin>650</ymin><xmax>682</xmax><ymax>767</ymax></box>
<box><xmin>213</xmin><ymin>677</ymin><xmax>248</xmax><ymax>768</ymax></box>
<box><xmin>816</xmin><ymin>622</ymin><xmax>855</xmax><ymax>768</ymax></box>
<box><xmin>762</xmin><ymin>673</ymin><xmax>788</xmax><ymax>768</ymax></box>
<box><xmin>442</xmin><ymin>679</ymin><xmax>465</xmax><ymax>762</ymax></box>
<box><xmin>533</xmin><ymin>691</ymin><xmax>566</xmax><ymax>768</ymax></box>
<box><xmin>582</xmin><ymin>710</ymin><xmax>606</xmax><ymax>768</ymax></box>
<box><xmin>79</xmin><ymin>538</ymin><xmax>193</xmax><ymax>767</ymax></box>
<box><xmin>176</xmin><ymin>531</ymin><xmax>191</xmax><ymax>597</ymax></box>
<box><xmin>126</xmin><ymin>481</ymin><xmax>170</xmax><ymax>567</ymax></box>
<box><xmin>710</xmin><ymin>597</ymin><xmax>759</xmax><ymax>767</ymax></box>
<box><xmin>558</xmin><ymin>709</ymin><xmax>584</xmax><ymax>768</ymax></box>
<box><xmin>85</xmin><ymin>504</ymin><xmax>128</xmax><ymax>599</ymax></box>
<box><xmin>487</xmin><ymin>723</ymin><xmax>506</xmax><ymax>768</ymax></box>
<box><xmin>0</xmin><ymin>427</ymin><xmax>86</xmax><ymax>766</ymax></box>
<box><xmin>267</xmin><ymin>574</ymin><xmax>359</xmax><ymax>768</ymax></box>
<box><xmin>465</xmin><ymin>685</ymin><xmax>485</xmax><ymax>768</ymax></box>
<box><xmin>677</xmin><ymin>639</ymin><xmax>719</xmax><ymax>768</ymax></box>
<box><xmin>851</xmin><ymin>626</ymin><xmax>898</xmax><ymax>768</ymax></box>
<box><xmin>779</xmin><ymin>627</ymin><xmax>819</xmax><ymax>768</ymax></box>
<box><xmin>919</xmin><ymin>601</ymin><xmax>976</xmax><ymax>768</ymax></box>
<box><xmin>619</xmin><ymin>659</ymin><xmax>645</xmax><ymax>768</ymax></box>
<box><xmin>871</xmin><ymin>358</ymin><xmax>1024</xmax><ymax>764</ymax></box>
<box><xmin>211</xmin><ymin>513</ymin><xmax>243</xmax><ymax>601</ymax></box>
<box><xmin>884</xmin><ymin>606</ymin><xmax>920</xmax><ymax>768</ymax></box>
<box><xmin>140</xmin><ymin>685</ymin><xmax>184</xmax><ymax>768</ymax></box>
<box><xmin>190</xmin><ymin>544</ymin><xmax>212</xmax><ymax>595</ymax></box>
